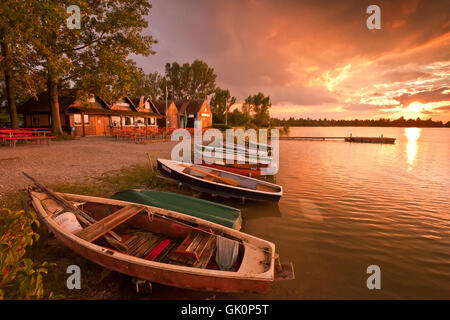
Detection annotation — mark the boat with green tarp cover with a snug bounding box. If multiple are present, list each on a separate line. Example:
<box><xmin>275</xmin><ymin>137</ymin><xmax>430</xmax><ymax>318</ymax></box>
<box><xmin>111</xmin><ymin>189</ymin><xmax>242</xmax><ymax>230</ymax></box>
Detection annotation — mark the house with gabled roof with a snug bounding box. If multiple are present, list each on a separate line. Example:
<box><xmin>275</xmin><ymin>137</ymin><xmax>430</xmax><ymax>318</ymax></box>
<box><xmin>152</xmin><ymin>98</ymin><xmax>212</xmax><ymax>129</ymax></box>
<box><xmin>18</xmin><ymin>91</ymin><xmax>164</xmax><ymax>136</ymax></box>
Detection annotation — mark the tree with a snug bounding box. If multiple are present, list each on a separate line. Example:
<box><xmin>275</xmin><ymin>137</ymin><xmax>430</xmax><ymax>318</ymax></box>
<box><xmin>210</xmin><ymin>88</ymin><xmax>236</xmax><ymax>124</ymax></box>
<box><xmin>0</xmin><ymin>1</ymin><xmax>41</xmax><ymax>128</ymax></box>
<box><xmin>227</xmin><ymin>108</ymin><xmax>252</xmax><ymax>127</ymax></box>
<box><xmin>243</xmin><ymin>92</ymin><xmax>272</xmax><ymax>126</ymax></box>
<box><xmin>29</xmin><ymin>1</ymin><xmax>156</xmax><ymax>135</ymax></box>
<box><xmin>133</xmin><ymin>71</ymin><xmax>165</xmax><ymax>101</ymax></box>
<box><xmin>164</xmin><ymin>60</ymin><xmax>217</xmax><ymax>100</ymax></box>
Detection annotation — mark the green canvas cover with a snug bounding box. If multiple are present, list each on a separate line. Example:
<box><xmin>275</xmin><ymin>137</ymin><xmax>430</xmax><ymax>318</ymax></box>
<box><xmin>111</xmin><ymin>190</ymin><xmax>242</xmax><ymax>230</ymax></box>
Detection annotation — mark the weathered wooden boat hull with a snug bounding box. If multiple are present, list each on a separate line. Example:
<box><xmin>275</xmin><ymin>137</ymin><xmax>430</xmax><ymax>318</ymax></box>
<box><xmin>30</xmin><ymin>191</ymin><xmax>285</xmax><ymax>293</ymax></box>
<box><xmin>48</xmin><ymin>224</ymin><xmax>271</xmax><ymax>293</ymax></box>
<box><xmin>157</xmin><ymin>159</ymin><xmax>282</xmax><ymax>202</ymax></box>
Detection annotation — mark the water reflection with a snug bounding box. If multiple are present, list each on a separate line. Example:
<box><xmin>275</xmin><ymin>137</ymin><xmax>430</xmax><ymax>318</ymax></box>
<box><xmin>242</xmin><ymin>202</ymin><xmax>281</xmax><ymax>220</ymax></box>
<box><xmin>405</xmin><ymin>128</ymin><xmax>421</xmax><ymax>169</ymax></box>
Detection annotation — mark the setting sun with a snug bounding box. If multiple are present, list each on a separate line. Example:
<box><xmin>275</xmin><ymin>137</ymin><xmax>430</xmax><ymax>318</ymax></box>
<box><xmin>407</xmin><ymin>102</ymin><xmax>423</xmax><ymax>114</ymax></box>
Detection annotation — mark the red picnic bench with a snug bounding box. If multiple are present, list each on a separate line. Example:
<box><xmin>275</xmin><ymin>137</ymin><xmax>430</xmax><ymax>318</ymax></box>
<box><xmin>0</xmin><ymin>129</ymin><xmax>55</xmax><ymax>147</ymax></box>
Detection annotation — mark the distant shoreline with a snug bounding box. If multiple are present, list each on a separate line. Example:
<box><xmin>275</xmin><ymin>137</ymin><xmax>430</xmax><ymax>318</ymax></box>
<box><xmin>270</xmin><ymin>117</ymin><xmax>450</xmax><ymax>128</ymax></box>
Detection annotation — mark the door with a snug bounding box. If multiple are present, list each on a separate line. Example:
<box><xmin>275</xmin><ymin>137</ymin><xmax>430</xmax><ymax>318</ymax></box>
<box><xmin>96</xmin><ymin>116</ymin><xmax>105</xmax><ymax>135</ymax></box>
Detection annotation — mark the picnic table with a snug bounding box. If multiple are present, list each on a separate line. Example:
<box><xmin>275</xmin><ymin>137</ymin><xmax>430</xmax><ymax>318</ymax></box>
<box><xmin>0</xmin><ymin>128</ymin><xmax>55</xmax><ymax>147</ymax></box>
<box><xmin>109</xmin><ymin>127</ymin><xmax>175</xmax><ymax>143</ymax></box>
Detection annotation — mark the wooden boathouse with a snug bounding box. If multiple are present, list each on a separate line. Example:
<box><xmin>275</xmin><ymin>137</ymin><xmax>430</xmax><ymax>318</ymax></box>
<box><xmin>153</xmin><ymin>99</ymin><xmax>213</xmax><ymax>129</ymax></box>
<box><xmin>18</xmin><ymin>91</ymin><xmax>164</xmax><ymax>136</ymax></box>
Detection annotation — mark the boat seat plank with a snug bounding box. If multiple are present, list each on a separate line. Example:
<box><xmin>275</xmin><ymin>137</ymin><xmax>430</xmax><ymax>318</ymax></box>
<box><xmin>201</xmin><ymin>171</ymin><xmax>221</xmax><ymax>182</ymax></box>
<box><xmin>75</xmin><ymin>205</ymin><xmax>144</xmax><ymax>243</ymax></box>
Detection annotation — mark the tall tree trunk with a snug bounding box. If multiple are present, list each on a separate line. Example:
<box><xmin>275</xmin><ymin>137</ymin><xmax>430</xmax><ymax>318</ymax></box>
<box><xmin>47</xmin><ymin>69</ymin><xmax>63</xmax><ymax>135</ymax></box>
<box><xmin>0</xmin><ymin>37</ymin><xmax>19</xmax><ymax>129</ymax></box>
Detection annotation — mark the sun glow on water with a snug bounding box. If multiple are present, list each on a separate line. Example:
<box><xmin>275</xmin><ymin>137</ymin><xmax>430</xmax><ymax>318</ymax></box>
<box><xmin>405</xmin><ymin>127</ymin><xmax>421</xmax><ymax>170</ymax></box>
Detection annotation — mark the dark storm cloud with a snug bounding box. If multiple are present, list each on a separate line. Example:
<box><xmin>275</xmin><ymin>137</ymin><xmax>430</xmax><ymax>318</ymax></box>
<box><xmin>395</xmin><ymin>87</ymin><xmax>450</xmax><ymax>106</ymax></box>
<box><xmin>343</xmin><ymin>103</ymin><xmax>393</xmax><ymax>111</ymax></box>
<box><xmin>381</xmin><ymin>70</ymin><xmax>433</xmax><ymax>83</ymax></box>
<box><xmin>434</xmin><ymin>105</ymin><xmax>450</xmax><ymax>111</ymax></box>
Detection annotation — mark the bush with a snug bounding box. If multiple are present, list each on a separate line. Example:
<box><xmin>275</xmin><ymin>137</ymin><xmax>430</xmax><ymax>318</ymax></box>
<box><xmin>0</xmin><ymin>208</ymin><xmax>56</xmax><ymax>299</ymax></box>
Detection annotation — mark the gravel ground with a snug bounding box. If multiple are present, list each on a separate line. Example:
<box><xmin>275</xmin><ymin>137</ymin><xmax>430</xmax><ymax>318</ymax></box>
<box><xmin>0</xmin><ymin>136</ymin><xmax>177</xmax><ymax>196</ymax></box>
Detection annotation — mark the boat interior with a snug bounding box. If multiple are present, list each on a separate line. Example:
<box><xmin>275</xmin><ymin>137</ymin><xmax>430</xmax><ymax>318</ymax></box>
<box><xmin>36</xmin><ymin>191</ymin><xmax>272</xmax><ymax>273</ymax></box>
<box><xmin>201</xmin><ymin>157</ymin><xmax>269</xmax><ymax>169</ymax></box>
<box><xmin>182</xmin><ymin>165</ymin><xmax>281</xmax><ymax>193</ymax></box>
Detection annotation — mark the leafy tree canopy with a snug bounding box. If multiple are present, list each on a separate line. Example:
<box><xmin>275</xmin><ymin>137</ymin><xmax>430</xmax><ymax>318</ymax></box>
<box><xmin>163</xmin><ymin>59</ymin><xmax>217</xmax><ymax>100</ymax></box>
<box><xmin>243</xmin><ymin>92</ymin><xmax>272</xmax><ymax>126</ymax></box>
<box><xmin>210</xmin><ymin>87</ymin><xmax>236</xmax><ymax>124</ymax></box>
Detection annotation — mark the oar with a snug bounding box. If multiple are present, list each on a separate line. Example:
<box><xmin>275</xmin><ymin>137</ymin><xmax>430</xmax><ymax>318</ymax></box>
<box><xmin>23</xmin><ymin>172</ymin><xmax>127</xmax><ymax>252</ymax></box>
<box><xmin>179</xmin><ymin>163</ymin><xmax>239</xmax><ymax>186</ymax></box>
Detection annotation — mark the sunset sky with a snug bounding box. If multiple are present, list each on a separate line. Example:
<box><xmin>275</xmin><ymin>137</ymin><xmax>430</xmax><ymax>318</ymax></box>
<box><xmin>135</xmin><ymin>0</ymin><xmax>450</xmax><ymax>122</ymax></box>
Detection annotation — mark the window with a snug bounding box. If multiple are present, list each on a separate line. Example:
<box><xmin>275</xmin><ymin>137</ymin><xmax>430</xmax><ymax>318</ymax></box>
<box><xmin>74</xmin><ymin>114</ymin><xmax>82</xmax><ymax>125</ymax></box>
<box><xmin>136</xmin><ymin>117</ymin><xmax>144</xmax><ymax>125</ymax></box>
<box><xmin>74</xmin><ymin>114</ymin><xmax>89</xmax><ymax>125</ymax></box>
<box><xmin>124</xmin><ymin>117</ymin><xmax>132</xmax><ymax>126</ymax></box>
<box><xmin>110</xmin><ymin>116</ymin><xmax>120</xmax><ymax>127</ymax></box>
<box><xmin>149</xmin><ymin>117</ymin><xmax>155</xmax><ymax>125</ymax></box>
<box><xmin>31</xmin><ymin>114</ymin><xmax>40</xmax><ymax>127</ymax></box>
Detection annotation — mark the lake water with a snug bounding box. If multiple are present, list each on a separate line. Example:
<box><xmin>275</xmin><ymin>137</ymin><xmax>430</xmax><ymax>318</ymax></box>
<box><xmin>239</xmin><ymin>126</ymin><xmax>450</xmax><ymax>299</ymax></box>
<box><xmin>153</xmin><ymin>126</ymin><xmax>450</xmax><ymax>299</ymax></box>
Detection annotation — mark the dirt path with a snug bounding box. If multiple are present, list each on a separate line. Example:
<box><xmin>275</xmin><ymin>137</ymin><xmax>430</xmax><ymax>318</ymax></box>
<box><xmin>0</xmin><ymin>136</ymin><xmax>177</xmax><ymax>196</ymax></box>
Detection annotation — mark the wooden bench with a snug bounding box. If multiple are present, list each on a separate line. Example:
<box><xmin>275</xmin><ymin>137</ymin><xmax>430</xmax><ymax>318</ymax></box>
<box><xmin>75</xmin><ymin>205</ymin><xmax>144</xmax><ymax>243</ymax></box>
<box><xmin>4</xmin><ymin>134</ymin><xmax>56</xmax><ymax>147</ymax></box>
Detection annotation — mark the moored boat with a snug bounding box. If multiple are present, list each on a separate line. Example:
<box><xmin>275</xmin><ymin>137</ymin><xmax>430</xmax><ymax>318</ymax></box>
<box><xmin>195</xmin><ymin>144</ymin><xmax>272</xmax><ymax>164</ymax></box>
<box><xmin>111</xmin><ymin>189</ymin><xmax>242</xmax><ymax>230</ymax></box>
<box><xmin>223</xmin><ymin>142</ymin><xmax>272</xmax><ymax>155</ymax></box>
<box><xmin>28</xmin><ymin>187</ymin><xmax>294</xmax><ymax>293</ymax></box>
<box><xmin>157</xmin><ymin>158</ymin><xmax>283</xmax><ymax>202</ymax></box>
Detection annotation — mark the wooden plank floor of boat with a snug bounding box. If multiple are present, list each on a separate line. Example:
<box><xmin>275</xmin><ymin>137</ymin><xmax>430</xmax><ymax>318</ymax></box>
<box><xmin>123</xmin><ymin>230</ymin><xmax>217</xmax><ymax>269</ymax></box>
<box><xmin>124</xmin><ymin>232</ymin><xmax>177</xmax><ymax>263</ymax></box>
<box><xmin>122</xmin><ymin>231</ymin><xmax>217</xmax><ymax>269</ymax></box>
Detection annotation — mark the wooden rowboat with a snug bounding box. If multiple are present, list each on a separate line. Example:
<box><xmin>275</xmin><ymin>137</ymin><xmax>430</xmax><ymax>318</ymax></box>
<box><xmin>28</xmin><ymin>189</ymin><xmax>294</xmax><ymax>293</ymax></box>
<box><xmin>157</xmin><ymin>159</ymin><xmax>283</xmax><ymax>202</ymax></box>
<box><xmin>195</xmin><ymin>144</ymin><xmax>272</xmax><ymax>164</ymax></box>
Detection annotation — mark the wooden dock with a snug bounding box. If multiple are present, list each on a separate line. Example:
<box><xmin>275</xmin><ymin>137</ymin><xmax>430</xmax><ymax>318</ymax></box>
<box><xmin>279</xmin><ymin>136</ymin><xmax>396</xmax><ymax>144</ymax></box>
